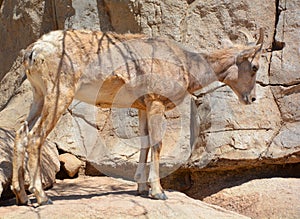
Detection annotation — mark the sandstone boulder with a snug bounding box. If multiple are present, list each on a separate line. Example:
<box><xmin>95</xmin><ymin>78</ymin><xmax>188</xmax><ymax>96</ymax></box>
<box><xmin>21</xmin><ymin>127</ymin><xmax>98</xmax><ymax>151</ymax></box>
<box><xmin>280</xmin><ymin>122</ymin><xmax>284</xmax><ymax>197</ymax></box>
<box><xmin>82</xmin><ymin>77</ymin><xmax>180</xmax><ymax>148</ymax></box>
<box><xmin>190</xmin><ymin>84</ymin><xmax>282</xmax><ymax>168</ymax></box>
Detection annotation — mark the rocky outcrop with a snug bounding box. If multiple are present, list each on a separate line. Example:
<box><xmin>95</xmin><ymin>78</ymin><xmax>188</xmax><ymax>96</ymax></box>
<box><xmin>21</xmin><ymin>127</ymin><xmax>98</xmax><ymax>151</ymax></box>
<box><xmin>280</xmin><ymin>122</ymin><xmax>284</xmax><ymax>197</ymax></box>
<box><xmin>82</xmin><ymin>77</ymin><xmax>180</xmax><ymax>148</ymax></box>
<box><xmin>266</xmin><ymin>0</ymin><xmax>300</xmax><ymax>160</ymax></box>
<box><xmin>0</xmin><ymin>0</ymin><xmax>299</xmax><ymax>205</ymax></box>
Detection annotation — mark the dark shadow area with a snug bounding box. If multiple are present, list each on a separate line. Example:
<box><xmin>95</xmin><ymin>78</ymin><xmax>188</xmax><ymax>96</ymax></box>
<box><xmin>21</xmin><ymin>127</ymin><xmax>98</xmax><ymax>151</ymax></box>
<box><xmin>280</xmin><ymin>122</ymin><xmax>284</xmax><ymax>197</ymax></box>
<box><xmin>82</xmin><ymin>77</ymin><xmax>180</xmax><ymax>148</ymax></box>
<box><xmin>41</xmin><ymin>0</ymin><xmax>75</xmax><ymax>33</ymax></box>
<box><xmin>50</xmin><ymin>189</ymin><xmax>138</xmax><ymax>202</ymax></box>
<box><xmin>162</xmin><ymin>162</ymin><xmax>300</xmax><ymax>200</ymax></box>
<box><xmin>96</xmin><ymin>0</ymin><xmax>113</xmax><ymax>32</ymax></box>
<box><xmin>0</xmin><ymin>186</ymin><xmax>139</xmax><ymax>207</ymax></box>
<box><xmin>55</xmin><ymin>165</ymin><xmax>79</xmax><ymax>180</ymax></box>
<box><xmin>270</xmin><ymin>0</ymin><xmax>285</xmax><ymax>52</ymax></box>
<box><xmin>99</xmin><ymin>0</ymin><xmax>141</xmax><ymax>33</ymax></box>
<box><xmin>0</xmin><ymin>128</ymin><xmax>14</xmax><ymax>200</ymax></box>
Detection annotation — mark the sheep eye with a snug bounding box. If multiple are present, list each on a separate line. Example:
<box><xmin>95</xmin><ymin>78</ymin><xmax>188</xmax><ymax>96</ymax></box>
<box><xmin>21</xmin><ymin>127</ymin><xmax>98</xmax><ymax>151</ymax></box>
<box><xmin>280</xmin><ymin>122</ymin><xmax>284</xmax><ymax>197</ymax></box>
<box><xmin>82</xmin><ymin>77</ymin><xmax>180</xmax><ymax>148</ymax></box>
<box><xmin>252</xmin><ymin>65</ymin><xmax>258</xmax><ymax>73</ymax></box>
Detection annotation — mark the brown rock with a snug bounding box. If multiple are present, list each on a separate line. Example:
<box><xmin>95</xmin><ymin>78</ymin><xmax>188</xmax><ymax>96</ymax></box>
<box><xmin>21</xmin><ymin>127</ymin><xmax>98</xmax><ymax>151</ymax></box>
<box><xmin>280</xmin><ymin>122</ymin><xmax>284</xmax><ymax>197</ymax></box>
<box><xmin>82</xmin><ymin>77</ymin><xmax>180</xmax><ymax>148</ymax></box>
<box><xmin>0</xmin><ymin>0</ymin><xmax>56</xmax><ymax>81</ymax></box>
<box><xmin>85</xmin><ymin>161</ymin><xmax>104</xmax><ymax>176</ymax></box>
<box><xmin>103</xmin><ymin>0</ymin><xmax>140</xmax><ymax>33</ymax></box>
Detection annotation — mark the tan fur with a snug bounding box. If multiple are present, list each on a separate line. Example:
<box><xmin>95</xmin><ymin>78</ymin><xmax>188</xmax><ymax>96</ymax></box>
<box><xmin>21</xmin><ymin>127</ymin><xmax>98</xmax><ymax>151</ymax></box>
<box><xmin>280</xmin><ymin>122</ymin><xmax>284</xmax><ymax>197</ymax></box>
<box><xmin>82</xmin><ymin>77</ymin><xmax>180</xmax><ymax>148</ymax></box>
<box><xmin>12</xmin><ymin>29</ymin><xmax>264</xmax><ymax>205</ymax></box>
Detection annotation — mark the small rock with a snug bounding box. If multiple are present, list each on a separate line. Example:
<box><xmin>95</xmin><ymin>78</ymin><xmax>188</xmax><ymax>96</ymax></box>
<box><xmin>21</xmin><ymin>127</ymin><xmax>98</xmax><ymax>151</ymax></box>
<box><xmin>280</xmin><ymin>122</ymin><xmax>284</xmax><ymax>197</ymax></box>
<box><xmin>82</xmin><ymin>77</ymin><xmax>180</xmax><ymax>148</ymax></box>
<box><xmin>59</xmin><ymin>153</ymin><xmax>82</xmax><ymax>178</ymax></box>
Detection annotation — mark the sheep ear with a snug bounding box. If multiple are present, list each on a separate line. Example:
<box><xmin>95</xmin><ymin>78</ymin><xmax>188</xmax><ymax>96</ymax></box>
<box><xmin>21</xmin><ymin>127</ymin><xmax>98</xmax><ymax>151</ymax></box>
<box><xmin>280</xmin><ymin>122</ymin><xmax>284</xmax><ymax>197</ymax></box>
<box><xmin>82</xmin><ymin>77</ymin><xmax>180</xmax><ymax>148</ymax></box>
<box><xmin>221</xmin><ymin>38</ymin><xmax>234</xmax><ymax>47</ymax></box>
<box><xmin>237</xmin><ymin>44</ymin><xmax>262</xmax><ymax>63</ymax></box>
<box><xmin>237</xmin><ymin>47</ymin><xmax>255</xmax><ymax>63</ymax></box>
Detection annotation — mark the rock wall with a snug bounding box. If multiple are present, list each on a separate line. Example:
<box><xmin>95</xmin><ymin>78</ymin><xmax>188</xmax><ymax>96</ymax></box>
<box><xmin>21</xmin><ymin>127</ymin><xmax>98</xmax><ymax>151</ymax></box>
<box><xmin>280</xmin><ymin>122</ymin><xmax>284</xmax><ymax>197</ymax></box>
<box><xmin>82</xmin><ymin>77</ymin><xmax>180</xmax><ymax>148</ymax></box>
<box><xmin>0</xmin><ymin>0</ymin><xmax>299</xmax><ymax>198</ymax></box>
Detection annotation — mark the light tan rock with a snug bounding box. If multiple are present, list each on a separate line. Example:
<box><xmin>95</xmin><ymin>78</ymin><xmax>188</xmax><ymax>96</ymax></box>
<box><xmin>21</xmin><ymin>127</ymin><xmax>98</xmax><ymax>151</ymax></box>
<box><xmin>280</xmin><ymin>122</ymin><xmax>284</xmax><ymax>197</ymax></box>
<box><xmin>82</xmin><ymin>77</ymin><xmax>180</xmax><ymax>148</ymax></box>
<box><xmin>59</xmin><ymin>153</ymin><xmax>82</xmax><ymax>178</ymax></box>
<box><xmin>203</xmin><ymin>178</ymin><xmax>300</xmax><ymax>219</ymax></box>
<box><xmin>265</xmin><ymin>122</ymin><xmax>300</xmax><ymax>159</ymax></box>
<box><xmin>0</xmin><ymin>176</ymin><xmax>250</xmax><ymax>219</ymax></box>
<box><xmin>189</xmin><ymin>83</ymin><xmax>284</xmax><ymax>167</ymax></box>
<box><xmin>267</xmin><ymin>0</ymin><xmax>300</xmax><ymax>162</ymax></box>
<box><xmin>270</xmin><ymin>0</ymin><xmax>300</xmax><ymax>85</ymax></box>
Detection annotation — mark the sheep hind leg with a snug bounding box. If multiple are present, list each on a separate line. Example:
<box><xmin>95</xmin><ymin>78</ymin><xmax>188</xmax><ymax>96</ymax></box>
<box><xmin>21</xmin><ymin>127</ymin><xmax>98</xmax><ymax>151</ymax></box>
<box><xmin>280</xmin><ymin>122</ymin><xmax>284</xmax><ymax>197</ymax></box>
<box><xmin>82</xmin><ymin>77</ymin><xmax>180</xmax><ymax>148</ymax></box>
<box><xmin>27</xmin><ymin>93</ymin><xmax>73</xmax><ymax>206</ymax></box>
<box><xmin>12</xmin><ymin>94</ymin><xmax>43</xmax><ymax>205</ymax></box>
<box><xmin>11</xmin><ymin>122</ymin><xmax>29</xmax><ymax>205</ymax></box>
<box><xmin>26</xmin><ymin>118</ymin><xmax>50</xmax><ymax>205</ymax></box>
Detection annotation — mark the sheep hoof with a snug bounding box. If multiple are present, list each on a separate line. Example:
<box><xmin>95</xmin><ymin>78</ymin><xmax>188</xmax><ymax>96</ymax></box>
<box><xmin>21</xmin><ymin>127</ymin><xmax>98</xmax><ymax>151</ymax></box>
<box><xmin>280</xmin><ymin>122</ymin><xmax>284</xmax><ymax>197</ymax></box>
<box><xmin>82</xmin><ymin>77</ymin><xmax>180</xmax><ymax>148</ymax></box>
<box><xmin>151</xmin><ymin>192</ymin><xmax>168</xmax><ymax>200</ymax></box>
<box><xmin>39</xmin><ymin>198</ymin><xmax>53</xmax><ymax>206</ymax></box>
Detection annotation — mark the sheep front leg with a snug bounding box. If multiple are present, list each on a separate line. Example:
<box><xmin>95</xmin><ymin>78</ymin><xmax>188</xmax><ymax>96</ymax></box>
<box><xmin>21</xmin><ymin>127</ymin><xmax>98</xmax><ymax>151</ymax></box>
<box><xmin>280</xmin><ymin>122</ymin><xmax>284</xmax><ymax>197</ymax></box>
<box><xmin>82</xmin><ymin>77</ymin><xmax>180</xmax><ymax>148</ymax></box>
<box><xmin>11</xmin><ymin>122</ymin><xmax>29</xmax><ymax>205</ymax></box>
<box><xmin>146</xmin><ymin>100</ymin><xmax>167</xmax><ymax>200</ymax></box>
<box><xmin>134</xmin><ymin>109</ymin><xmax>150</xmax><ymax>195</ymax></box>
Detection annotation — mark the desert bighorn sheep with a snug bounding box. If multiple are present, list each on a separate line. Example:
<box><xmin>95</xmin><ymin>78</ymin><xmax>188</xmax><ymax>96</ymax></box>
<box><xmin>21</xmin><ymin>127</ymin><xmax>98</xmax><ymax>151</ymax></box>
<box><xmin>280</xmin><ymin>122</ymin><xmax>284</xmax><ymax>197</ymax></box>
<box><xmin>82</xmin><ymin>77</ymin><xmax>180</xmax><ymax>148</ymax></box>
<box><xmin>12</xmin><ymin>28</ymin><xmax>264</xmax><ymax>205</ymax></box>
